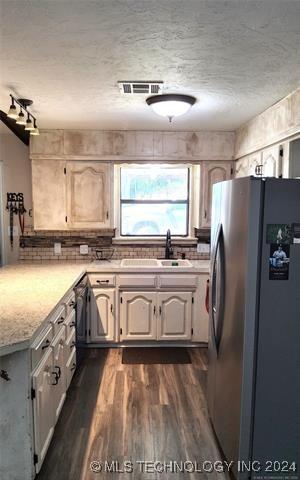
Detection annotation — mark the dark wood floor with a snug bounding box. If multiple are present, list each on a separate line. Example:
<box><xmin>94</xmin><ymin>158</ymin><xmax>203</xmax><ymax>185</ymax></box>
<box><xmin>37</xmin><ymin>348</ymin><xmax>225</xmax><ymax>480</ymax></box>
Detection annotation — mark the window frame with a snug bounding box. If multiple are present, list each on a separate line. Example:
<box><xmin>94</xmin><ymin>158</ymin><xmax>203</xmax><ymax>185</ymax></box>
<box><xmin>115</xmin><ymin>164</ymin><xmax>195</xmax><ymax>239</ymax></box>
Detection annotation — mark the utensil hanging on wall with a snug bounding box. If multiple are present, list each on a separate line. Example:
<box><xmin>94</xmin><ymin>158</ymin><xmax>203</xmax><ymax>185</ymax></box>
<box><xmin>6</xmin><ymin>193</ymin><xmax>27</xmax><ymax>249</ymax></box>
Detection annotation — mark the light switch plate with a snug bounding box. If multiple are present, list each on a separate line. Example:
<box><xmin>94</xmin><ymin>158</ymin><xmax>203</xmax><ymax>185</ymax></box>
<box><xmin>197</xmin><ymin>243</ymin><xmax>210</xmax><ymax>254</ymax></box>
<box><xmin>54</xmin><ymin>242</ymin><xmax>61</xmax><ymax>255</ymax></box>
<box><xmin>80</xmin><ymin>244</ymin><xmax>89</xmax><ymax>255</ymax></box>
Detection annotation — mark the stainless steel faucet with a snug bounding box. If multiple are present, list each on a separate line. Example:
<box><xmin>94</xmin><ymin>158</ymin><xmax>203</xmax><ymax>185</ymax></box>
<box><xmin>165</xmin><ymin>229</ymin><xmax>173</xmax><ymax>259</ymax></box>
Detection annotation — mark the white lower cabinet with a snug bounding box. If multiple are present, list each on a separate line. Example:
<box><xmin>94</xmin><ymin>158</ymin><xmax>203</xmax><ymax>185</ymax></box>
<box><xmin>120</xmin><ymin>291</ymin><xmax>157</xmax><ymax>340</ymax></box>
<box><xmin>32</xmin><ymin>348</ymin><xmax>55</xmax><ymax>474</ymax></box>
<box><xmin>90</xmin><ymin>289</ymin><xmax>115</xmax><ymax>341</ymax></box>
<box><xmin>120</xmin><ymin>291</ymin><xmax>193</xmax><ymax>341</ymax></box>
<box><xmin>65</xmin><ymin>348</ymin><xmax>76</xmax><ymax>390</ymax></box>
<box><xmin>157</xmin><ymin>292</ymin><xmax>192</xmax><ymax>340</ymax></box>
<box><xmin>51</xmin><ymin>327</ymin><xmax>67</xmax><ymax>424</ymax></box>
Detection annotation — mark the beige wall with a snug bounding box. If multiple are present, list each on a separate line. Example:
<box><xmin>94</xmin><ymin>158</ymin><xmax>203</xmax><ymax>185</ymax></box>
<box><xmin>0</xmin><ymin>129</ymin><xmax>32</xmax><ymax>265</ymax></box>
<box><xmin>235</xmin><ymin>87</ymin><xmax>300</xmax><ymax>160</ymax></box>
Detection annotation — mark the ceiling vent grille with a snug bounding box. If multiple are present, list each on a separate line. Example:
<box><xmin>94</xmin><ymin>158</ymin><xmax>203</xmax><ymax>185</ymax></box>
<box><xmin>118</xmin><ymin>81</ymin><xmax>163</xmax><ymax>95</ymax></box>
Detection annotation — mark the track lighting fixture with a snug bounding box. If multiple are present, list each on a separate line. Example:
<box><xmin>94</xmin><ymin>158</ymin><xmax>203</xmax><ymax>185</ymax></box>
<box><xmin>16</xmin><ymin>109</ymin><xmax>26</xmax><ymax>125</ymax></box>
<box><xmin>6</xmin><ymin>95</ymin><xmax>39</xmax><ymax>135</ymax></box>
<box><xmin>7</xmin><ymin>98</ymin><xmax>18</xmax><ymax>119</ymax></box>
<box><xmin>24</xmin><ymin>113</ymin><xmax>34</xmax><ymax>131</ymax></box>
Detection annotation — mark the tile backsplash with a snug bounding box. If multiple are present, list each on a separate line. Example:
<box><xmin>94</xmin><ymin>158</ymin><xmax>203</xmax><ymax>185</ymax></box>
<box><xmin>19</xmin><ymin>227</ymin><xmax>209</xmax><ymax>263</ymax></box>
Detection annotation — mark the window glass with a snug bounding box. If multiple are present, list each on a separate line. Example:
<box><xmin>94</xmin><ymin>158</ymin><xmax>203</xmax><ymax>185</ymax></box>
<box><xmin>120</xmin><ymin>166</ymin><xmax>189</xmax><ymax>236</ymax></box>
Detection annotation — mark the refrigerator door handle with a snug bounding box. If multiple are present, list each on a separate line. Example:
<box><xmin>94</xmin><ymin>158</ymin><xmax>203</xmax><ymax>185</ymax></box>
<box><xmin>215</xmin><ymin>227</ymin><xmax>225</xmax><ymax>351</ymax></box>
<box><xmin>210</xmin><ymin>223</ymin><xmax>225</xmax><ymax>353</ymax></box>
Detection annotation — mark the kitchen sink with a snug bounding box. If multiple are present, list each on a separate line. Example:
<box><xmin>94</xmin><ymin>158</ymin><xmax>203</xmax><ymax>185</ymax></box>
<box><xmin>159</xmin><ymin>259</ymin><xmax>193</xmax><ymax>267</ymax></box>
<box><xmin>121</xmin><ymin>258</ymin><xmax>160</xmax><ymax>267</ymax></box>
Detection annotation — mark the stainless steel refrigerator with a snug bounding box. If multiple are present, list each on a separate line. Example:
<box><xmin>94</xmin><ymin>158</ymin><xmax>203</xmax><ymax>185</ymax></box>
<box><xmin>208</xmin><ymin>177</ymin><xmax>300</xmax><ymax>478</ymax></box>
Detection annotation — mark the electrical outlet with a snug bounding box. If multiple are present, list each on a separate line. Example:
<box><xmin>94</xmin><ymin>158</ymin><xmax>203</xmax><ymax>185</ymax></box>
<box><xmin>197</xmin><ymin>243</ymin><xmax>210</xmax><ymax>254</ymax></box>
<box><xmin>80</xmin><ymin>244</ymin><xmax>89</xmax><ymax>255</ymax></box>
<box><xmin>8</xmin><ymin>226</ymin><xmax>18</xmax><ymax>237</ymax></box>
<box><xmin>54</xmin><ymin>243</ymin><xmax>61</xmax><ymax>255</ymax></box>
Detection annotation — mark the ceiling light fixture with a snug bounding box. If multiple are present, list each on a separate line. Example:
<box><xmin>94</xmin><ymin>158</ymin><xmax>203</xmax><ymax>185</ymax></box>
<box><xmin>7</xmin><ymin>98</ymin><xmax>18</xmax><ymax>119</ymax></box>
<box><xmin>6</xmin><ymin>95</ymin><xmax>39</xmax><ymax>135</ymax></box>
<box><xmin>146</xmin><ymin>93</ymin><xmax>196</xmax><ymax>123</ymax></box>
<box><xmin>16</xmin><ymin>109</ymin><xmax>26</xmax><ymax>125</ymax></box>
<box><xmin>24</xmin><ymin>113</ymin><xmax>34</xmax><ymax>131</ymax></box>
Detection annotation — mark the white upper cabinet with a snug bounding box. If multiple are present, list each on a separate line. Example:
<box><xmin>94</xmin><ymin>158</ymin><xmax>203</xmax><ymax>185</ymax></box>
<box><xmin>90</xmin><ymin>289</ymin><xmax>115</xmax><ymax>342</ymax></box>
<box><xmin>157</xmin><ymin>292</ymin><xmax>192</xmax><ymax>341</ymax></box>
<box><xmin>32</xmin><ymin>160</ymin><xmax>67</xmax><ymax>230</ymax></box>
<box><xmin>66</xmin><ymin>162</ymin><xmax>111</xmax><ymax>229</ymax></box>
<box><xmin>120</xmin><ymin>292</ymin><xmax>157</xmax><ymax>341</ymax></box>
<box><xmin>200</xmin><ymin>162</ymin><xmax>232</xmax><ymax>227</ymax></box>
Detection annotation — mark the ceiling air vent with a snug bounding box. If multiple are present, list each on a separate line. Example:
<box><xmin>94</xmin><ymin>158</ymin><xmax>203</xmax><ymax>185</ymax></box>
<box><xmin>118</xmin><ymin>81</ymin><xmax>163</xmax><ymax>95</ymax></box>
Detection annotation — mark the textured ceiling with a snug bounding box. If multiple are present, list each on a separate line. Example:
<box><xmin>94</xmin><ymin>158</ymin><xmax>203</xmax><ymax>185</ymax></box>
<box><xmin>0</xmin><ymin>0</ymin><xmax>300</xmax><ymax>131</ymax></box>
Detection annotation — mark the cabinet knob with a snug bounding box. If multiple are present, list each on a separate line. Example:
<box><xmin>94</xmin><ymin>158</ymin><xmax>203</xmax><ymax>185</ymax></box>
<box><xmin>153</xmin><ymin>306</ymin><xmax>156</xmax><ymax>315</ymax></box>
<box><xmin>58</xmin><ymin>317</ymin><xmax>64</xmax><ymax>325</ymax></box>
<box><xmin>70</xmin><ymin>341</ymin><xmax>76</xmax><ymax>350</ymax></box>
<box><xmin>69</xmin><ymin>301</ymin><xmax>75</xmax><ymax>307</ymax></box>
<box><xmin>110</xmin><ymin>304</ymin><xmax>113</xmax><ymax>314</ymax></box>
<box><xmin>71</xmin><ymin>363</ymin><xmax>76</xmax><ymax>371</ymax></box>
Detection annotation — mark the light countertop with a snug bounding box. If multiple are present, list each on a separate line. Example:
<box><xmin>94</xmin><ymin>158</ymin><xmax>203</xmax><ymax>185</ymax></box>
<box><xmin>0</xmin><ymin>260</ymin><xmax>210</xmax><ymax>357</ymax></box>
<box><xmin>0</xmin><ymin>264</ymin><xmax>85</xmax><ymax>356</ymax></box>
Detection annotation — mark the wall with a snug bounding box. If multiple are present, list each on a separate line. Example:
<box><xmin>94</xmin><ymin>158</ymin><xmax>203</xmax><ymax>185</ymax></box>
<box><xmin>30</xmin><ymin>129</ymin><xmax>235</xmax><ymax>161</ymax></box>
<box><xmin>0</xmin><ymin>130</ymin><xmax>32</xmax><ymax>264</ymax></box>
<box><xmin>235</xmin><ymin>87</ymin><xmax>300</xmax><ymax>160</ymax></box>
<box><xmin>19</xmin><ymin>226</ymin><xmax>209</xmax><ymax>263</ymax></box>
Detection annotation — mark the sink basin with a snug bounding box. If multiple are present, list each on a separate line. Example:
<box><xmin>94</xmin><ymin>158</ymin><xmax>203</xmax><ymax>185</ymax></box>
<box><xmin>121</xmin><ymin>258</ymin><xmax>160</xmax><ymax>267</ymax></box>
<box><xmin>159</xmin><ymin>259</ymin><xmax>193</xmax><ymax>267</ymax></box>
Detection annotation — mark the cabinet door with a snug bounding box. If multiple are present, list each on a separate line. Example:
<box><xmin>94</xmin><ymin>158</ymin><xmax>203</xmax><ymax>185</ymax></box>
<box><xmin>234</xmin><ymin>157</ymin><xmax>249</xmax><ymax>178</ymax></box>
<box><xmin>157</xmin><ymin>292</ymin><xmax>192</xmax><ymax>340</ymax></box>
<box><xmin>201</xmin><ymin>162</ymin><xmax>232</xmax><ymax>227</ymax></box>
<box><xmin>66</xmin><ymin>161</ymin><xmax>110</xmax><ymax>229</ymax></box>
<box><xmin>51</xmin><ymin>328</ymin><xmax>66</xmax><ymax>423</ymax></box>
<box><xmin>262</xmin><ymin>145</ymin><xmax>282</xmax><ymax>177</ymax></box>
<box><xmin>120</xmin><ymin>292</ymin><xmax>156</xmax><ymax>340</ymax></box>
<box><xmin>248</xmin><ymin>152</ymin><xmax>263</xmax><ymax>176</ymax></box>
<box><xmin>32</xmin><ymin>160</ymin><xmax>67</xmax><ymax>230</ymax></box>
<box><xmin>90</xmin><ymin>289</ymin><xmax>115</xmax><ymax>342</ymax></box>
<box><xmin>32</xmin><ymin>349</ymin><xmax>55</xmax><ymax>474</ymax></box>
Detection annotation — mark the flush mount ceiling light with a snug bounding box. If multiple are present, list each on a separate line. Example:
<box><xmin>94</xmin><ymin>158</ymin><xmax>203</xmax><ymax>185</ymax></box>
<box><xmin>146</xmin><ymin>93</ymin><xmax>196</xmax><ymax>123</ymax></box>
<box><xmin>6</xmin><ymin>95</ymin><xmax>39</xmax><ymax>136</ymax></box>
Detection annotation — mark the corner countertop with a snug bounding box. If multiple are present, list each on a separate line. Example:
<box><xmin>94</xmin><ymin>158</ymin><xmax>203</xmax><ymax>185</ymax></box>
<box><xmin>0</xmin><ymin>260</ymin><xmax>210</xmax><ymax>357</ymax></box>
<box><xmin>0</xmin><ymin>264</ymin><xmax>85</xmax><ymax>356</ymax></box>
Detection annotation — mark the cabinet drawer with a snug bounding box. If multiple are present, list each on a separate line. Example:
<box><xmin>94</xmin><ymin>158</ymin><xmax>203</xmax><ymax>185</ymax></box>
<box><xmin>64</xmin><ymin>291</ymin><xmax>76</xmax><ymax>316</ymax></box>
<box><xmin>64</xmin><ymin>309</ymin><xmax>76</xmax><ymax>340</ymax></box>
<box><xmin>118</xmin><ymin>275</ymin><xmax>156</xmax><ymax>288</ymax></box>
<box><xmin>31</xmin><ymin>324</ymin><xmax>53</xmax><ymax>371</ymax></box>
<box><xmin>65</xmin><ymin>348</ymin><xmax>76</xmax><ymax>390</ymax></box>
<box><xmin>65</xmin><ymin>328</ymin><xmax>76</xmax><ymax>359</ymax></box>
<box><xmin>50</xmin><ymin>305</ymin><xmax>66</xmax><ymax>337</ymax></box>
<box><xmin>158</xmin><ymin>275</ymin><xmax>198</xmax><ymax>288</ymax></box>
<box><xmin>88</xmin><ymin>274</ymin><xmax>115</xmax><ymax>287</ymax></box>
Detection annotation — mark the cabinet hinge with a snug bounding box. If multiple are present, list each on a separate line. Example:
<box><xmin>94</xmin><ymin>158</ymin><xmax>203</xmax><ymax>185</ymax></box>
<box><xmin>192</xmin><ymin>297</ymin><xmax>194</xmax><ymax>304</ymax></box>
<box><xmin>31</xmin><ymin>388</ymin><xmax>36</xmax><ymax>400</ymax></box>
<box><xmin>120</xmin><ymin>328</ymin><xmax>122</xmax><ymax>335</ymax></box>
<box><xmin>191</xmin><ymin>328</ymin><xmax>194</xmax><ymax>335</ymax></box>
<box><xmin>64</xmin><ymin>167</ymin><xmax>66</xmax><ymax>174</ymax></box>
<box><xmin>33</xmin><ymin>453</ymin><xmax>38</xmax><ymax>465</ymax></box>
<box><xmin>230</xmin><ymin>166</ymin><xmax>234</xmax><ymax>175</ymax></box>
<box><xmin>88</xmin><ymin>294</ymin><xmax>91</xmax><ymax>302</ymax></box>
<box><xmin>65</xmin><ymin>216</ymin><xmax>68</xmax><ymax>223</ymax></box>
<box><xmin>88</xmin><ymin>329</ymin><xmax>91</xmax><ymax>336</ymax></box>
<box><xmin>120</xmin><ymin>296</ymin><xmax>123</xmax><ymax>303</ymax></box>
